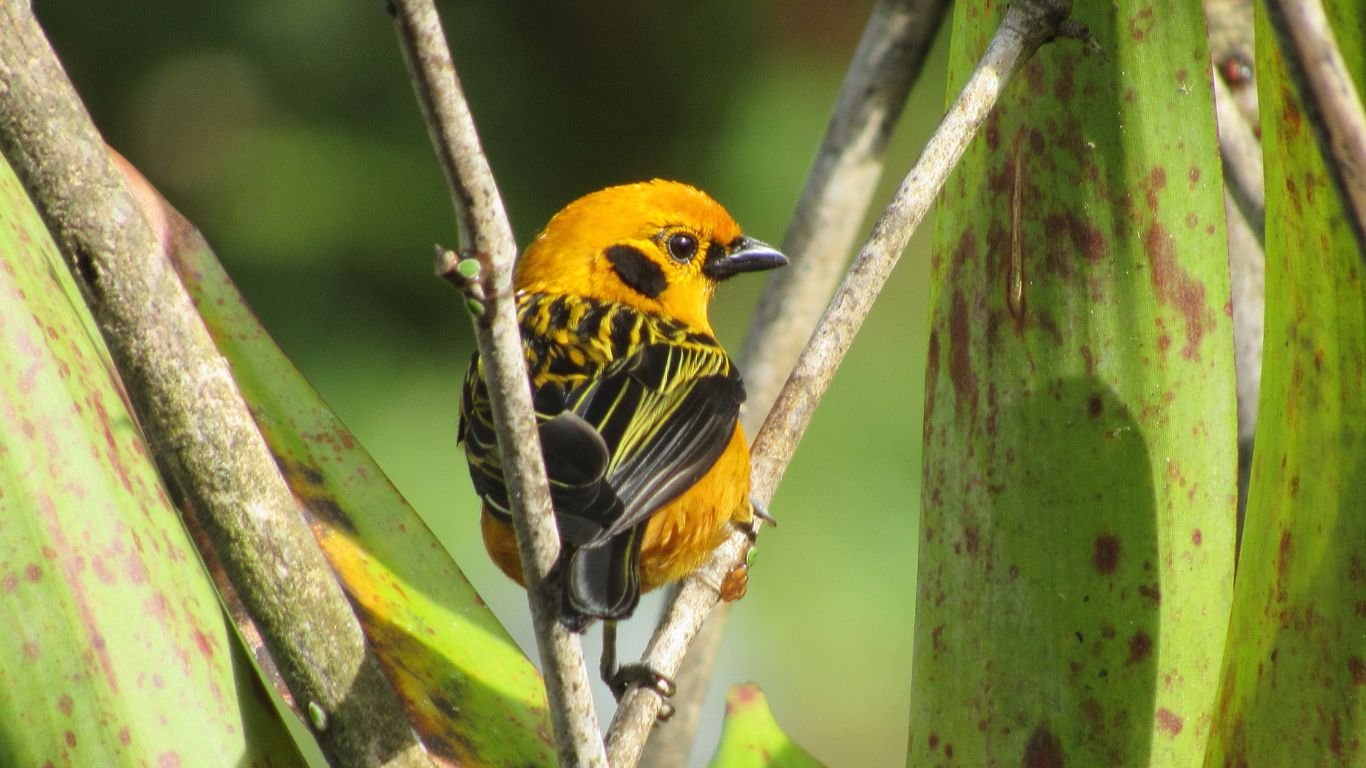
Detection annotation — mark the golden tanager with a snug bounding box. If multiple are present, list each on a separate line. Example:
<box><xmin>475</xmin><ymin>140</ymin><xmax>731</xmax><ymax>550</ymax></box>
<box><xmin>458</xmin><ymin>179</ymin><xmax>785</xmax><ymax>705</ymax></box>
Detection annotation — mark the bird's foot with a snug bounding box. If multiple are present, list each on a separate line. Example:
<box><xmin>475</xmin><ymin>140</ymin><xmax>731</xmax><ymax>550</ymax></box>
<box><xmin>720</xmin><ymin>560</ymin><xmax>749</xmax><ymax>602</ymax></box>
<box><xmin>607</xmin><ymin>663</ymin><xmax>677</xmax><ymax>722</ymax></box>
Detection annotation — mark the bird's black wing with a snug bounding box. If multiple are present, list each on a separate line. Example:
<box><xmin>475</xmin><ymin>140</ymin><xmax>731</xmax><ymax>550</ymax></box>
<box><xmin>556</xmin><ymin>340</ymin><xmax>744</xmax><ymax>620</ymax></box>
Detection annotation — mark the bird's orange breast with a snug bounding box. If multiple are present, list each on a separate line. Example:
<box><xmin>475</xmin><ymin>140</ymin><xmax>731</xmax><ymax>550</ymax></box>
<box><xmin>481</xmin><ymin>423</ymin><xmax>753</xmax><ymax>591</ymax></box>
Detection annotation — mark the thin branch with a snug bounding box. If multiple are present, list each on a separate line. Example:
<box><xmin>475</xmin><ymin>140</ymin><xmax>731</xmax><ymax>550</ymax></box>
<box><xmin>1265</xmin><ymin>0</ymin><xmax>1366</xmax><ymax>254</ymax></box>
<box><xmin>605</xmin><ymin>0</ymin><xmax>1079</xmax><ymax>763</ymax></box>
<box><xmin>1211</xmin><ymin>64</ymin><xmax>1266</xmax><ymax>533</ymax></box>
<box><xmin>0</xmin><ymin>5</ymin><xmax>427</xmax><ymax>767</ymax></box>
<box><xmin>1213</xmin><ymin>70</ymin><xmax>1265</xmax><ymax>239</ymax></box>
<box><xmin>738</xmin><ymin>0</ymin><xmax>952</xmax><ymax>421</ymax></box>
<box><xmin>639</xmin><ymin>0</ymin><xmax>949</xmax><ymax>763</ymax></box>
<box><xmin>386</xmin><ymin>2</ymin><xmax>607</xmax><ymax>765</ymax></box>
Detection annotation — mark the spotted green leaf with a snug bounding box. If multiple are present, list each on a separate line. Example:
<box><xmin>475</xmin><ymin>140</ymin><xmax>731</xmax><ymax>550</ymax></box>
<box><xmin>912</xmin><ymin>3</ymin><xmax>1237</xmax><ymax>765</ymax></box>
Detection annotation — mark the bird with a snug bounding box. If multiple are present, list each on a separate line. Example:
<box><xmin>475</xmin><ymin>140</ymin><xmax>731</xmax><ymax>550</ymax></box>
<box><xmin>457</xmin><ymin>179</ymin><xmax>786</xmax><ymax>705</ymax></box>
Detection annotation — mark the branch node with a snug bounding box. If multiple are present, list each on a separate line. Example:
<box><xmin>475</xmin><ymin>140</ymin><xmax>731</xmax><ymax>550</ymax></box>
<box><xmin>436</xmin><ymin>245</ymin><xmax>492</xmax><ymax>317</ymax></box>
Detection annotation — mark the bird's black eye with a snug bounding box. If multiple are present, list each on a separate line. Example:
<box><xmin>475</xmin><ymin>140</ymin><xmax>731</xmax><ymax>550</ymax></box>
<box><xmin>666</xmin><ymin>232</ymin><xmax>699</xmax><ymax>263</ymax></box>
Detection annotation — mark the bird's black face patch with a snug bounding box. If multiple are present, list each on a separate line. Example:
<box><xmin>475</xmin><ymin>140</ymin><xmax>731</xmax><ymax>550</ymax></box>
<box><xmin>606</xmin><ymin>245</ymin><xmax>667</xmax><ymax>299</ymax></box>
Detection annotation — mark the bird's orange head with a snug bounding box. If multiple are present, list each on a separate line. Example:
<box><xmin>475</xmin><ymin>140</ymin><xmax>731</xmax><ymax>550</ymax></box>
<box><xmin>514</xmin><ymin>180</ymin><xmax>787</xmax><ymax>332</ymax></box>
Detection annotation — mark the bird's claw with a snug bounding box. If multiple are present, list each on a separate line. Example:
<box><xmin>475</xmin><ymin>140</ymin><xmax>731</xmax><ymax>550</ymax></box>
<box><xmin>750</xmin><ymin>495</ymin><xmax>776</xmax><ymax>527</ymax></box>
<box><xmin>608</xmin><ymin>663</ymin><xmax>676</xmax><ymax>721</ymax></box>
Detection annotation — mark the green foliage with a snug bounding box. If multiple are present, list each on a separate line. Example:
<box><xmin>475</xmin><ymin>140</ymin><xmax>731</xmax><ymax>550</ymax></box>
<box><xmin>164</xmin><ymin>188</ymin><xmax>556</xmax><ymax>766</ymax></box>
<box><xmin>913</xmin><ymin>1</ymin><xmax>1236</xmax><ymax>765</ymax></box>
<box><xmin>0</xmin><ymin>152</ymin><xmax>300</xmax><ymax>767</ymax></box>
<box><xmin>1204</xmin><ymin>2</ymin><xmax>1366</xmax><ymax>765</ymax></box>
<box><xmin>11</xmin><ymin>4</ymin><xmax>1364</xmax><ymax>767</ymax></box>
<box><xmin>707</xmin><ymin>684</ymin><xmax>824</xmax><ymax>768</ymax></box>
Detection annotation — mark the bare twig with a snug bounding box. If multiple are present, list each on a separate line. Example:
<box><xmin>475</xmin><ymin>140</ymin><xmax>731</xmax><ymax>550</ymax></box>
<box><xmin>1225</xmin><ymin>187</ymin><xmax>1264</xmax><ymax>542</ymax></box>
<box><xmin>1213</xmin><ymin>70</ymin><xmax>1266</xmax><ymax>239</ymax></box>
<box><xmin>739</xmin><ymin>0</ymin><xmax>952</xmax><ymax>420</ymax></box>
<box><xmin>1212</xmin><ymin>59</ymin><xmax>1266</xmax><ymax>533</ymax></box>
<box><xmin>605</xmin><ymin>0</ymin><xmax>1078</xmax><ymax>763</ymax></box>
<box><xmin>386</xmin><ymin>2</ymin><xmax>607</xmax><ymax>765</ymax></box>
<box><xmin>638</xmin><ymin>1</ymin><xmax>949</xmax><ymax>763</ymax></box>
<box><xmin>0</xmin><ymin>5</ymin><xmax>427</xmax><ymax>767</ymax></box>
<box><xmin>1265</xmin><ymin>0</ymin><xmax>1366</xmax><ymax>254</ymax></box>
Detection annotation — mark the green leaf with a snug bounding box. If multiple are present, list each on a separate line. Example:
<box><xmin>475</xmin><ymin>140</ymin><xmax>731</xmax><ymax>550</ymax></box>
<box><xmin>707</xmin><ymin>683</ymin><xmax>824</xmax><ymax>768</ymax></box>
<box><xmin>125</xmin><ymin>168</ymin><xmax>556</xmax><ymax>766</ymax></box>
<box><xmin>1204</xmin><ymin>3</ymin><xmax>1366</xmax><ymax>765</ymax></box>
<box><xmin>911</xmin><ymin>4</ymin><xmax>1236</xmax><ymax>766</ymax></box>
<box><xmin>0</xmin><ymin>150</ymin><xmax>301</xmax><ymax>765</ymax></box>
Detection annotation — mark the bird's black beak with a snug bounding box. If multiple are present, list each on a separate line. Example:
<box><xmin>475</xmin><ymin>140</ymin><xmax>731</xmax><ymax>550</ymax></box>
<box><xmin>702</xmin><ymin>236</ymin><xmax>788</xmax><ymax>281</ymax></box>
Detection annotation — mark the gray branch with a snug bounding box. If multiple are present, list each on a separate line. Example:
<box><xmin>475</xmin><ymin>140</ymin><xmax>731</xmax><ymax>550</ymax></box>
<box><xmin>605</xmin><ymin>1</ymin><xmax>1078</xmax><ymax>764</ymax></box>
<box><xmin>0</xmin><ymin>4</ymin><xmax>427</xmax><ymax>766</ymax></box>
<box><xmin>386</xmin><ymin>2</ymin><xmax>607</xmax><ymax>765</ymax></box>
<box><xmin>638</xmin><ymin>1</ymin><xmax>949</xmax><ymax>764</ymax></box>
<box><xmin>1265</xmin><ymin>0</ymin><xmax>1366</xmax><ymax>254</ymax></box>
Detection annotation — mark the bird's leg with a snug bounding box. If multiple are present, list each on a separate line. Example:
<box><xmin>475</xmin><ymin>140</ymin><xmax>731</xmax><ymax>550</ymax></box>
<box><xmin>601</xmin><ymin>621</ymin><xmax>676</xmax><ymax>721</ymax></box>
<box><xmin>599</xmin><ymin>619</ymin><xmax>619</xmax><ymax>686</ymax></box>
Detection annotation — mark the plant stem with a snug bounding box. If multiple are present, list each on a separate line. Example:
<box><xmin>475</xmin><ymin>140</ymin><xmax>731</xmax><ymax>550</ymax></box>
<box><xmin>386</xmin><ymin>1</ymin><xmax>607</xmax><ymax>765</ymax></box>
<box><xmin>0</xmin><ymin>4</ymin><xmax>427</xmax><ymax>766</ymax></box>
<box><xmin>638</xmin><ymin>1</ymin><xmax>949</xmax><ymax>764</ymax></box>
<box><xmin>605</xmin><ymin>0</ymin><xmax>1078</xmax><ymax>764</ymax></box>
<box><xmin>1264</xmin><ymin>0</ymin><xmax>1366</xmax><ymax>254</ymax></box>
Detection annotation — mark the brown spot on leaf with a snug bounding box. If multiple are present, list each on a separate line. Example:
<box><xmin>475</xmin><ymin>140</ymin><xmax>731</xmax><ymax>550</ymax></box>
<box><xmin>1023</xmin><ymin>723</ymin><xmax>1066</xmax><ymax>767</ymax></box>
<box><xmin>194</xmin><ymin>629</ymin><xmax>216</xmax><ymax>661</ymax></box>
<box><xmin>1088</xmin><ymin>394</ymin><xmax>1103</xmax><ymax>417</ymax></box>
<box><xmin>1139</xmin><ymin>584</ymin><xmax>1162</xmax><ymax>605</ymax></box>
<box><xmin>949</xmin><ymin>291</ymin><xmax>978</xmax><ymax>416</ymax></box>
<box><xmin>1192</xmin><ymin>529</ymin><xmax>1203</xmax><ymax>546</ymax></box>
<box><xmin>58</xmin><ymin>694</ymin><xmax>73</xmax><ymax>716</ymax></box>
<box><xmin>1145</xmin><ymin>167</ymin><xmax>1167</xmax><ymax>211</ymax></box>
<box><xmin>964</xmin><ymin>525</ymin><xmax>980</xmax><ymax>556</ymax></box>
<box><xmin>1349</xmin><ymin>656</ymin><xmax>1365</xmax><ymax>686</ymax></box>
<box><xmin>1144</xmin><ymin>223</ymin><xmax>1211</xmax><ymax>359</ymax></box>
<box><xmin>1155</xmin><ymin>708</ymin><xmax>1183</xmax><ymax>735</ymax></box>
<box><xmin>1188</xmin><ymin>166</ymin><xmax>1201</xmax><ymax>187</ymax></box>
<box><xmin>1129</xmin><ymin>6</ymin><xmax>1155</xmax><ymax>39</ymax></box>
<box><xmin>1093</xmin><ymin>535</ymin><xmax>1121</xmax><ymax>573</ymax></box>
<box><xmin>925</xmin><ymin>330</ymin><xmax>940</xmax><ymax>415</ymax></box>
<box><xmin>1128</xmin><ymin>631</ymin><xmax>1153</xmax><ymax>664</ymax></box>
<box><xmin>932</xmin><ymin>624</ymin><xmax>947</xmax><ymax>653</ymax></box>
<box><xmin>1276</xmin><ymin>531</ymin><xmax>1293</xmax><ymax>601</ymax></box>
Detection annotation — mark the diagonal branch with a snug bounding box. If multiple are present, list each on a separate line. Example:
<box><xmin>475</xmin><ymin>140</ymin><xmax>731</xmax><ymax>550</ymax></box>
<box><xmin>386</xmin><ymin>1</ymin><xmax>607</xmax><ymax>765</ymax></box>
<box><xmin>639</xmin><ymin>0</ymin><xmax>950</xmax><ymax>763</ymax></box>
<box><xmin>0</xmin><ymin>4</ymin><xmax>428</xmax><ymax>766</ymax></box>
<box><xmin>1264</xmin><ymin>0</ymin><xmax>1366</xmax><ymax>254</ymax></box>
<box><xmin>605</xmin><ymin>0</ymin><xmax>1080</xmax><ymax>763</ymax></box>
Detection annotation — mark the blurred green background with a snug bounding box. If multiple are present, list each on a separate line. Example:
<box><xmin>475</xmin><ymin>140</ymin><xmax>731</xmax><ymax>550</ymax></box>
<box><xmin>38</xmin><ymin>2</ymin><xmax>942</xmax><ymax>764</ymax></box>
